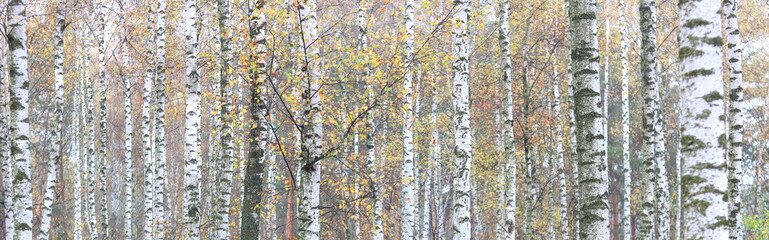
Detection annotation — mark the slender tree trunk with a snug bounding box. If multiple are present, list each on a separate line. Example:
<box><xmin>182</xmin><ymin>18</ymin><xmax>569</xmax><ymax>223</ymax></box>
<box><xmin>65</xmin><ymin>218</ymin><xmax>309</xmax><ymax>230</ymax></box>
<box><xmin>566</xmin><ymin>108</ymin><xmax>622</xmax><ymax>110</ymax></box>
<box><xmin>569</xmin><ymin>0</ymin><xmax>609</xmax><ymax>238</ymax></box>
<box><xmin>553</xmin><ymin>65</ymin><xmax>568</xmax><ymax>240</ymax></box>
<box><xmin>96</xmin><ymin>6</ymin><xmax>109</xmax><ymax>238</ymax></box>
<box><xmin>142</xmin><ymin>5</ymin><xmax>156</xmax><ymax>239</ymax></box>
<box><xmin>87</xmin><ymin>71</ymin><xmax>97</xmax><ymax>240</ymax></box>
<box><xmin>213</xmin><ymin>0</ymin><xmax>235</xmax><ymax>238</ymax></box>
<box><xmin>401</xmin><ymin>0</ymin><xmax>417</xmax><ymax>239</ymax></box>
<box><xmin>296</xmin><ymin>0</ymin><xmax>322</xmax><ymax>239</ymax></box>
<box><xmin>40</xmin><ymin>1</ymin><xmax>65</xmax><ymax>238</ymax></box>
<box><xmin>242</xmin><ymin>0</ymin><xmax>268</xmax><ymax>239</ymax></box>
<box><xmin>0</xmin><ymin>22</ymin><xmax>10</xmax><ymax>240</ymax></box>
<box><xmin>182</xmin><ymin>0</ymin><xmax>202</xmax><ymax>238</ymax></box>
<box><xmin>73</xmin><ymin>57</ymin><xmax>85</xmax><ymax>240</ymax></box>
<box><xmin>118</xmin><ymin>2</ymin><xmax>134</xmax><ymax>238</ymax></box>
<box><xmin>619</xmin><ymin>0</ymin><xmax>631</xmax><ymax>239</ymax></box>
<box><xmin>451</xmin><ymin>0</ymin><xmax>472</xmax><ymax>239</ymax></box>
<box><xmin>639</xmin><ymin>0</ymin><xmax>664</xmax><ymax>238</ymax></box>
<box><xmin>153</xmin><ymin>0</ymin><xmax>168</xmax><ymax>236</ymax></box>
<box><xmin>6</xmin><ymin>1</ymin><xmax>32</xmax><ymax>238</ymax></box>
<box><xmin>497</xmin><ymin>2</ymin><xmax>516</xmax><ymax>239</ymax></box>
<box><xmin>677</xmin><ymin>0</ymin><xmax>728</xmax><ymax>239</ymax></box>
<box><xmin>723</xmin><ymin>0</ymin><xmax>744</xmax><ymax>239</ymax></box>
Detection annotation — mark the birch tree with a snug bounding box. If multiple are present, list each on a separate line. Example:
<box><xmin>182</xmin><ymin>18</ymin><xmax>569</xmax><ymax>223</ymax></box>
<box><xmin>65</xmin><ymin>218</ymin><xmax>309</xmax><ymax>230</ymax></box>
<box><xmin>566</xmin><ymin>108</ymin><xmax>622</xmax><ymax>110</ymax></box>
<box><xmin>119</xmin><ymin>1</ymin><xmax>134</xmax><ymax>238</ymax></box>
<box><xmin>97</xmin><ymin>6</ymin><xmax>109</xmax><ymax>237</ymax></box>
<box><xmin>40</xmin><ymin>1</ymin><xmax>65</xmax><ymax>238</ymax></box>
<box><xmin>73</xmin><ymin>65</ymin><xmax>85</xmax><ymax>240</ymax></box>
<box><xmin>213</xmin><ymin>0</ymin><xmax>235</xmax><ymax>238</ymax></box>
<box><xmin>241</xmin><ymin>0</ymin><xmax>268</xmax><ymax>238</ymax></box>
<box><xmin>678</xmin><ymin>0</ymin><xmax>729</xmax><ymax>239</ymax></box>
<box><xmin>401</xmin><ymin>0</ymin><xmax>417</xmax><ymax>239</ymax></box>
<box><xmin>86</xmin><ymin>44</ymin><xmax>97</xmax><ymax>240</ymax></box>
<box><xmin>619</xmin><ymin>0</ymin><xmax>631</xmax><ymax>239</ymax></box>
<box><xmin>498</xmin><ymin>1</ymin><xmax>516</xmax><ymax>238</ymax></box>
<box><xmin>295</xmin><ymin>0</ymin><xmax>323</xmax><ymax>238</ymax></box>
<box><xmin>181</xmin><ymin>0</ymin><xmax>202</xmax><ymax>238</ymax></box>
<box><xmin>153</xmin><ymin>0</ymin><xmax>168</xmax><ymax>236</ymax></box>
<box><xmin>142</xmin><ymin>3</ymin><xmax>156</xmax><ymax>239</ymax></box>
<box><xmin>451</xmin><ymin>0</ymin><xmax>472</xmax><ymax>239</ymax></box>
<box><xmin>553</xmin><ymin>67</ymin><xmax>568</xmax><ymax>240</ymax></box>
<box><xmin>6</xmin><ymin>0</ymin><xmax>33</xmax><ymax>238</ymax></box>
<box><xmin>569</xmin><ymin>0</ymin><xmax>609</xmax><ymax>238</ymax></box>
<box><xmin>639</xmin><ymin>0</ymin><xmax>666</xmax><ymax>238</ymax></box>
<box><xmin>0</xmin><ymin>23</ymin><xmax>10</xmax><ymax>240</ymax></box>
<box><xmin>723</xmin><ymin>0</ymin><xmax>744</xmax><ymax>238</ymax></box>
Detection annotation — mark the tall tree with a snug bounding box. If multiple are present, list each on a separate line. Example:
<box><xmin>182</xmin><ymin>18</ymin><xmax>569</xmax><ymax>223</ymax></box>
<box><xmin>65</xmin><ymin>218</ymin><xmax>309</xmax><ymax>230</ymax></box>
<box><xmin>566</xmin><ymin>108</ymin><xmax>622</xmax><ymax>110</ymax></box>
<box><xmin>153</xmin><ymin>0</ymin><xmax>168</xmax><ymax>236</ymax></box>
<box><xmin>723</xmin><ymin>0</ymin><xmax>744</xmax><ymax>238</ymax></box>
<box><xmin>0</xmin><ymin>18</ymin><xmax>10</xmax><ymax>240</ymax></box>
<box><xmin>553</xmin><ymin>66</ymin><xmax>568</xmax><ymax>240</ymax></box>
<box><xmin>97</xmin><ymin>5</ymin><xmax>109</xmax><ymax>238</ymax></box>
<box><xmin>568</xmin><ymin>0</ymin><xmax>609</xmax><ymax>238</ymax></box>
<box><xmin>119</xmin><ymin>1</ymin><xmax>134</xmax><ymax>238</ymax></box>
<box><xmin>497</xmin><ymin>1</ymin><xmax>516</xmax><ymax>239</ymax></box>
<box><xmin>401</xmin><ymin>0</ymin><xmax>417</xmax><ymax>239</ymax></box>
<box><xmin>639</xmin><ymin>0</ymin><xmax>668</xmax><ymax>238</ymax></box>
<box><xmin>182</xmin><ymin>0</ymin><xmax>202</xmax><ymax>238</ymax></box>
<box><xmin>142</xmin><ymin>3</ymin><xmax>157</xmax><ymax>239</ymax></box>
<box><xmin>213</xmin><ymin>0</ymin><xmax>235</xmax><ymax>238</ymax></box>
<box><xmin>40</xmin><ymin>1</ymin><xmax>65</xmax><ymax>238</ymax></box>
<box><xmin>6</xmin><ymin>0</ymin><xmax>32</xmax><ymax>238</ymax></box>
<box><xmin>451</xmin><ymin>0</ymin><xmax>472</xmax><ymax>239</ymax></box>
<box><xmin>619</xmin><ymin>0</ymin><xmax>631</xmax><ymax>239</ymax></box>
<box><xmin>73</xmin><ymin>61</ymin><xmax>85</xmax><ymax>240</ymax></box>
<box><xmin>678</xmin><ymin>0</ymin><xmax>728</xmax><ymax>239</ymax></box>
<box><xmin>296</xmin><ymin>0</ymin><xmax>323</xmax><ymax>238</ymax></box>
<box><xmin>241</xmin><ymin>0</ymin><xmax>268</xmax><ymax>239</ymax></box>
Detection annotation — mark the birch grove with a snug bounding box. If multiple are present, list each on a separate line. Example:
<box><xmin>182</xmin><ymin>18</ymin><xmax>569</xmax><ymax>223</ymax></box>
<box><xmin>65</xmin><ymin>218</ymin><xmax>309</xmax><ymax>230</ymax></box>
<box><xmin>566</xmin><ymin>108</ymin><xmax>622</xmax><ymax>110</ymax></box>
<box><xmin>0</xmin><ymin>0</ymin><xmax>767</xmax><ymax>239</ymax></box>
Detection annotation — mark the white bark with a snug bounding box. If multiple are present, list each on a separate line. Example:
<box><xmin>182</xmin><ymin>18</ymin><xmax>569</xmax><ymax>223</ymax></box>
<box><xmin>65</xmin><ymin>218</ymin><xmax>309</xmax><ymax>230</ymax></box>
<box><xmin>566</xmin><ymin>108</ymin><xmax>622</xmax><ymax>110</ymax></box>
<box><xmin>0</xmin><ymin>22</ymin><xmax>10</xmax><ymax>240</ymax></box>
<box><xmin>678</xmin><ymin>0</ymin><xmax>729</xmax><ymax>239</ymax></box>
<box><xmin>401</xmin><ymin>0</ymin><xmax>417</xmax><ymax>239</ymax></box>
<box><xmin>619</xmin><ymin>0</ymin><xmax>631</xmax><ymax>238</ymax></box>
<box><xmin>119</xmin><ymin>2</ymin><xmax>134</xmax><ymax>239</ymax></box>
<box><xmin>723</xmin><ymin>0</ymin><xmax>744</xmax><ymax>238</ymax></box>
<box><xmin>296</xmin><ymin>0</ymin><xmax>322</xmax><ymax>239</ymax></box>
<box><xmin>498</xmin><ymin>1</ymin><xmax>516</xmax><ymax>239</ymax></box>
<box><xmin>569</xmin><ymin>0</ymin><xmax>609</xmax><ymax>238</ymax></box>
<box><xmin>153</xmin><ymin>0</ymin><xmax>168</xmax><ymax>236</ymax></box>
<box><xmin>40</xmin><ymin>1</ymin><xmax>65</xmax><ymax>238</ymax></box>
<box><xmin>142</xmin><ymin>4</ymin><xmax>156</xmax><ymax>239</ymax></box>
<box><xmin>182</xmin><ymin>0</ymin><xmax>202</xmax><ymax>238</ymax></box>
<box><xmin>213</xmin><ymin>0</ymin><xmax>234</xmax><ymax>238</ymax></box>
<box><xmin>86</xmin><ymin>51</ymin><xmax>97</xmax><ymax>240</ymax></box>
<box><xmin>451</xmin><ymin>0</ymin><xmax>472</xmax><ymax>239</ymax></box>
<box><xmin>73</xmin><ymin>57</ymin><xmax>85</xmax><ymax>240</ymax></box>
<box><xmin>553</xmin><ymin>66</ymin><xmax>568</xmax><ymax>240</ymax></box>
<box><xmin>97</xmin><ymin>6</ymin><xmax>109</xmax><ymax>238</ymax></box>
<box><xmin>7</xmin><ymin>0</ymin><xmax>32</xmax><ymax>238</ymax></box>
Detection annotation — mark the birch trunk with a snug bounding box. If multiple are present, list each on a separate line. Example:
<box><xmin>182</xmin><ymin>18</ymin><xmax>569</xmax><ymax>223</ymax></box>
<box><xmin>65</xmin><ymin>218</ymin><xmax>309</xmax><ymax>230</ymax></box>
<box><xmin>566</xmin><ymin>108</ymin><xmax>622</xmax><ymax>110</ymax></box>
<box><xmin>639</xmin><ymin>0</ymin><xmax>664</xmax><ymax>238</ymax></box>
<box><xmin>295</xmin><ymin>0</ymin><xmax>323</xmax><ymax>239</ymax></box>
<box><xmin>182</xmin><ymin>0</ymin><xmax>202</xmax><ymax>237</ymax></box>
<box><xmin>553</xmin><ymin>68</ymin><xmax>568</xmax><ymax>240</ymax></box>
<box><xmin>213</xmin><ymin>0</ymin><xmax>235</xmax><ymax>238</ymax></box>
<box><xmin>119</xmin><ymin>2</ymin><xmax>134</xmax><ymax>238</ymax></box>
<box><xmin>451</xmin><ymin>0</ymin><xmax>472</xmax><ymax>239</ymax></box>
<box><xmin>498</xmin><ymin>1</ymin><xmax>516</xmax><ymax>239</ymax></box>
<box><xmin>401</xmin><ymin>0</ymin><xmax>417</xmax><ymax>239</ymax></box>
<box><xmin>7</xmin><ymin>0</ymin><xmax>33</xmax><ymax>238</ymax></box>
<box><xmin>619</xmin><ymin>0</ymin><xmax>631</xmax><ymax>238</ymax></box>
<box><xmin>0</xmin><ymin>23</ymin><xmax>10</xmax><ymax>240</ymax></box>
<box><xmin>357</xmin><ymin>4</ymin><xmax>383</xmax><ymax>239</ymax></box>
<box><xmin>723</xmin><ymin>0</ymin><xmax>744</xmax><ymax>238</ymax></box>
<box><xmin>142</xmin><ymin>5</ymin><xmax>156</xmax><ymax>238</ymax></box>
<box><xmin>678</xmin><ymin>0</ymin><xmax>729</xmax><ymax>239</ymax></box>
<box><xmin>569</xmin><ymin>0</ymin><xmax>609</xmax><ymax>238</ymax></box>
<box><xmin>153</xmin><ymin>0</ymin><xmax>168</xmax><ymax>236</ymax></box>
<box><xmin>73</xmin><ymin>59</ymin><xmax>85</xmax><ymax>240</ymax></box>
<box><xmin>97</xmin><ymin>6</ymin><xmax>109</xmax><ymax>238</ymax></box>
<box><xmin>87</xmin><ymin>75</ymin><xmax>97</xmax><ymax>240</ymax></box>
<box><xmin>242</xmin><ymin>0</ymin><xmax>268</xmax><ymax>238</ymax></box>
<box><xmin>40</xmin><ymin>1</ymin><xmax>65</xmax><ymax>238</ymax></box>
